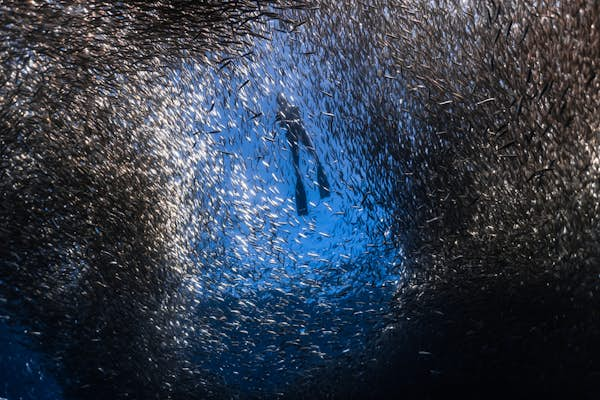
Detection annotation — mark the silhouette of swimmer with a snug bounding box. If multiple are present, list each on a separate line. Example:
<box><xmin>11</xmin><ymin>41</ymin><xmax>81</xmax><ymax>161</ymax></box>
<box><xmin>275</xmin><ymin>93</ymin><xmax>330</xmax><ymax>216</ymax></box>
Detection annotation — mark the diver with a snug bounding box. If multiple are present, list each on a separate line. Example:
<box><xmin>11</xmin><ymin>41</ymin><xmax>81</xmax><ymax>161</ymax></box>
<box><xmin>275</xmin><ymin>92</ymin><xmax>330</xmax><ymax>216</ymax></box>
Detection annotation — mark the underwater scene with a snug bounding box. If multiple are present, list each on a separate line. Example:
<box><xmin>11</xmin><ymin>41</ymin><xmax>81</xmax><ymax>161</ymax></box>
<box><xmin>1</xmin><ymin>1</ymin><xmax>599</xmax><ymax>399</ymax></box>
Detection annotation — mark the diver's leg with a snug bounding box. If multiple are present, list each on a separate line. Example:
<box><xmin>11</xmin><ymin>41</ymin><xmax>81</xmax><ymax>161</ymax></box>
<box><xmin>295</xmin><ymin>177</ymin><xmax>308</xmax><ymax>216</ymax></box>
<box><xmin>287</xmin><ymin>132</ymin><xmax>302</xmax><ymax>176</ymax></box>
<box><xmin>291</xmin><ymin>140</ymin><xmax>301</xmax><ymax>177</ymax></box>
<box><xmin>288</xmin><ymin>133</ymin><xmax>307</xmax><ymax>215</ymax></box>
<box><xmin>298</xmin><ymin>126</ymin><xmax>318</xmax><ymax>160</ymax></box>
<box><xmin>316</xmin><ymin>163</ymin><xmax>330</xmax><ymax>198</ymax></box>
<box><xmin>298</xmin><ymin>127</ymin><xmax>330</xmax><ymax>198</ymax></box>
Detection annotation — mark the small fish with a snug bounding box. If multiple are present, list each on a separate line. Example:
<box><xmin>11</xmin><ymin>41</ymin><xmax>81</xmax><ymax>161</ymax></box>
<box><xmin>475</xmin><ymin>97</ymin><xmax>496</xmax><ymax>106</ymax></box>
<box><xmin>238</xmin><ymin>79</ymin><xmax>250</xmax><ymax>91</ymax></box>
<box><xmin>519</xmin><ymin>24</ymin><xmax>530</xmax><ymax>44</ymax></box>
<box><xmin>217</xmin><ymin>59</ymin><xmax>232</xmax><ymax>72</ymax></box>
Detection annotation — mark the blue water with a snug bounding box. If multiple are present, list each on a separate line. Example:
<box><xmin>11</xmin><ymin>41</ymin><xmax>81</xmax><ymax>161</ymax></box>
<box><xmin>0</xmin><ymin>321</ymin><xmax>62</xmax><ymax>400</ymax></box>
<box><xmin>183</xmin><ymin>30</ymin><xmax>401</xmax><ymax>393</ymax></box>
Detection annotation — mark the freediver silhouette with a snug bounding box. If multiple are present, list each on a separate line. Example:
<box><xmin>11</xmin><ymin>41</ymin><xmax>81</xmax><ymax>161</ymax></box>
<box><xmin>275</xmin><ymin>92</ymin><xmax>330</xmax><ymax>216</ymax></box>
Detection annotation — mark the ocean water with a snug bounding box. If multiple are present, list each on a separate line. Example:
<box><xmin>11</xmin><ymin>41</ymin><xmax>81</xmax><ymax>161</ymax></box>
<box><xmin>0</xmin><ymin>321</ymin><xmax>63</xmax><ymax>400</ymax></box>
<box><xmin>0</xmin><ymin>18</ymin><xmax>402</xmax><ymax>399</ymax></box>
<box><xmin>5</xmin><ymin>2</ymin><xmax>597</xmax><ymax>398</ymax></box>
<box><xmin>177</xmin><ymin>29</ymin><xmax>403</xmax><ymax>394</ymax></box>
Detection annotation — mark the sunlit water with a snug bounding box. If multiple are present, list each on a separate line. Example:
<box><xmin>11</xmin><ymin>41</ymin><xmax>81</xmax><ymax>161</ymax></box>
<box><xmin>179</xmin><ymin>27</ymin><xmax>402</xmax><ymax>393</ymax></box>
<box><xmin>190</xmin><ymin>90</ymin><xmax>398</xmax><ymax>392</ymax></box>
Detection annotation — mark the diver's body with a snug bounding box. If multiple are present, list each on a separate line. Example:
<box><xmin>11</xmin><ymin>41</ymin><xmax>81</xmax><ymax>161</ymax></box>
<box><xmin>276</xmin><ymin>93</ymin><xmax>330</xmax><ymax>215</ymax></box>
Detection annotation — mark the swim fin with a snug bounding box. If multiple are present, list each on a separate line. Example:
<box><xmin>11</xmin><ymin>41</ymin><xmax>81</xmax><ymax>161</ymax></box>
<box><xmin>317</xmin><ymin>164</ymin><xmax>330</xmax><ymax>199</ymax></box>
<box><xmin>295</xmin><ymin>178</ymin><xmax>308</xmax><ymax>216</ymax></box>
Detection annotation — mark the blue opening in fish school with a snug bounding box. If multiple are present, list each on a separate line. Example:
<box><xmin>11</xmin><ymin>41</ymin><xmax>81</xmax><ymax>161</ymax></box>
<box><xmin>185</xmin><ymin>34</ymin><xmax>402</xmax><ymax>392</ymax></box>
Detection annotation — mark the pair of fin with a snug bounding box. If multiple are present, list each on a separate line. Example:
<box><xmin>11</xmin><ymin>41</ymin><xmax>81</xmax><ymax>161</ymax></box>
<box><xmin>295</xmin><ymin>164</ymin><xmax>330</xmax><ymax>216</ymax></box>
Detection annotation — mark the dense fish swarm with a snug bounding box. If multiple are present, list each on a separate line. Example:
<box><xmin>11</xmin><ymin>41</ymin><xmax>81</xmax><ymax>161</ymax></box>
<box><xmin>288</xmin><ymin>1</ymin><xmax>600</xmax><ymax>397</ymax></box>
<box><xmin>1</xmin><ymin>0</ymin><xmax>599</xmax><ymax>399</ymax></box>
